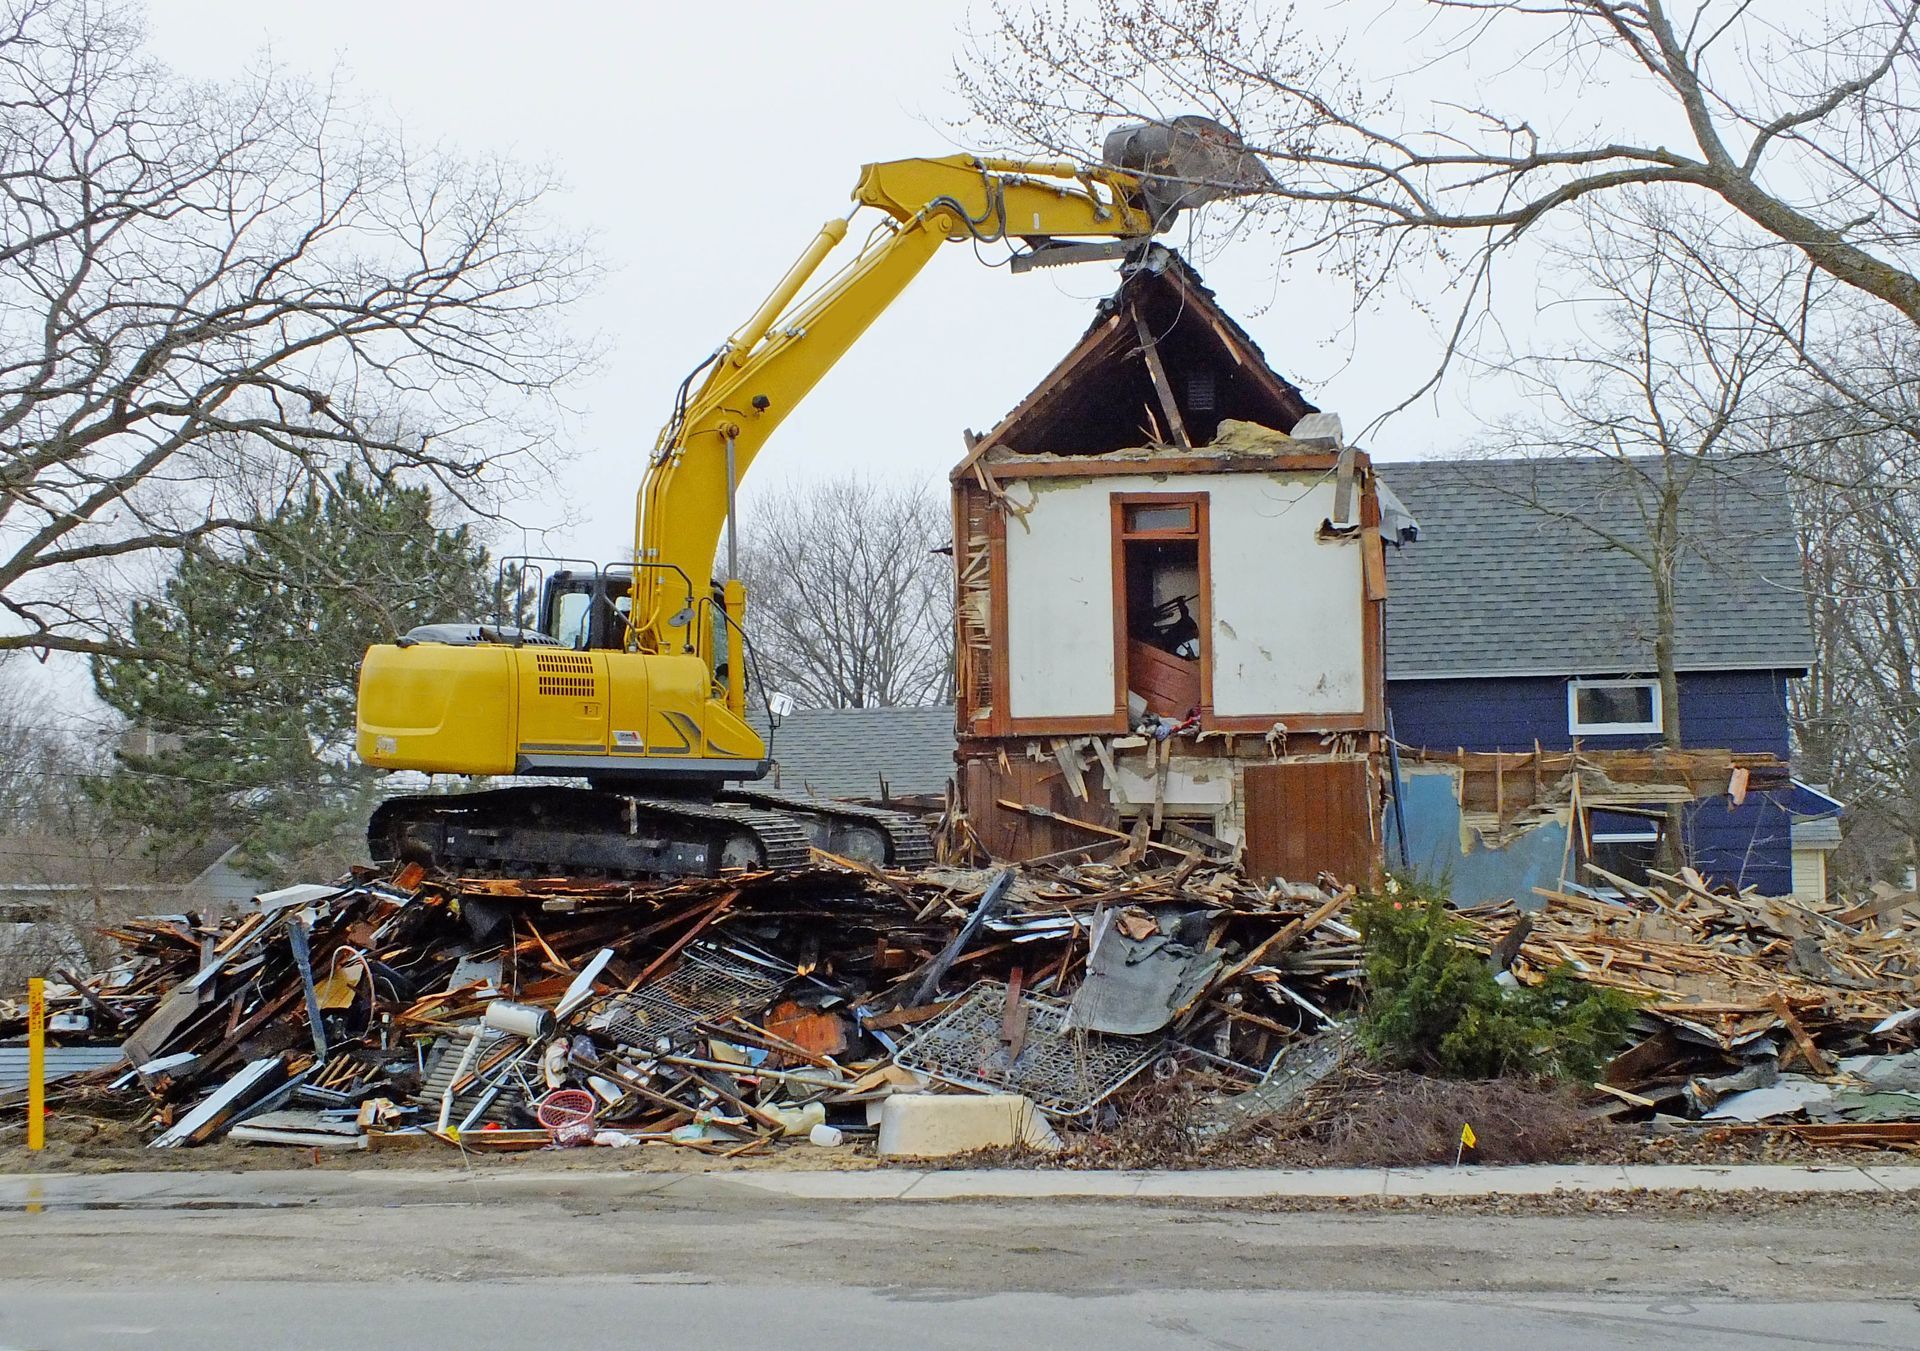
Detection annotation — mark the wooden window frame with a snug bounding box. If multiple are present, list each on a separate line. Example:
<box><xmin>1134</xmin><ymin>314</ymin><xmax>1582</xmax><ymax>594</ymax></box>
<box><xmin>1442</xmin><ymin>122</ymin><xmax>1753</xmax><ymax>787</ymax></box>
<box><xmin>1111</xmin><ymin>491</ymin><xmax>1213</xmax><ymax>727</ymax></box>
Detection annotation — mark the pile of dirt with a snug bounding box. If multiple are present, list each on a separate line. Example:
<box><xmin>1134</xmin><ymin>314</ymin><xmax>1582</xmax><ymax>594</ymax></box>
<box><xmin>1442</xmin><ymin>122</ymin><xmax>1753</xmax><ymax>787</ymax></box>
<box><xmin>945</xmin><ymin>1066</ymin><xmax>1599</xmax><ymax>1170</ymax></box>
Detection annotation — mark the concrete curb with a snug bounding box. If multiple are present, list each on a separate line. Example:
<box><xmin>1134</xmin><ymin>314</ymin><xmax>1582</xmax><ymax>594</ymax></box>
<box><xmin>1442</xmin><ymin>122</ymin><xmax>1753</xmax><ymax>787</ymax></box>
<box><xmin>2</xmin><ymin>1163</ymin><xmax>1917</xmax><ymax>1209</ymax></box>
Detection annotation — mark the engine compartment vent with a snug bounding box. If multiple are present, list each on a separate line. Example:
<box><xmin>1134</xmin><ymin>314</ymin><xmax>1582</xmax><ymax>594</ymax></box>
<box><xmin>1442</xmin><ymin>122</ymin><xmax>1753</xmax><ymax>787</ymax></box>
<box><xmin>535</xmin><ymin>651</ymin><xmax>597</xmax><ymax>698</ymax></box>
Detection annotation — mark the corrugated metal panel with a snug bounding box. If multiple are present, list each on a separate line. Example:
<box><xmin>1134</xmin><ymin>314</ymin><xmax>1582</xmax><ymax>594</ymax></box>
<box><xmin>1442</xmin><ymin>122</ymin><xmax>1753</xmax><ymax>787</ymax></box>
<box><xmin>0</xmin><ymin>1045</ymin><xmax>126</xmax><ymax>1090</ymax></box>
<box><xmin>1242</xmin><ymin>759</ymin><xmax>1376</xmax><ymax>887</ymax></box>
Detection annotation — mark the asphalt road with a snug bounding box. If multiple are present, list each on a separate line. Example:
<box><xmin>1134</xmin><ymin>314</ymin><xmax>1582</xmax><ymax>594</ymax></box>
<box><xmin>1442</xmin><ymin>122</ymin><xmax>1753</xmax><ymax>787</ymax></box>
<box><xmin>0</xmin><ymin>1285</ymin><xmax>1916</xmax><ymax>1351</ymax></box>
<box><xmin>1</xmin><ymin>1171</ymin><xmax>1917</xmax><ymax>1349</ymax></box>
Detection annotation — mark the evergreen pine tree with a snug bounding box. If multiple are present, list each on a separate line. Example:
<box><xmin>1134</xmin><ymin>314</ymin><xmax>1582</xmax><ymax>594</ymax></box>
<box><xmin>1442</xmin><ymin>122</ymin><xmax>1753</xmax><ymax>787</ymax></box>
<box><xmin>91</xmin><ymin>474</ymin><xmax>493</xmax><ymax>874</ymax></box>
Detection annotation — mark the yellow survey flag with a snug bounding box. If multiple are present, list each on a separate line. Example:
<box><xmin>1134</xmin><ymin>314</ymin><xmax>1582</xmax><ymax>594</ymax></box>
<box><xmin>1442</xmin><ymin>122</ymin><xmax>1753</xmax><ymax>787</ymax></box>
<box><xmin>1460</xmin><ymin>1122</ymin><xmax>1477</xmax><ymax>1150</ymax></box>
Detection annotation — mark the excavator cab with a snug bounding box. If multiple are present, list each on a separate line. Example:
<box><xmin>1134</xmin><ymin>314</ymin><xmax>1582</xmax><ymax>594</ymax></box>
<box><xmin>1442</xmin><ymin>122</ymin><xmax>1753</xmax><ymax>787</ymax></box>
<box><xmin>528</xmin><ymin>564</ymin><xmax>737</xmax><ymax>699</ymax></box>
<box><xmin>530</xmin><ymin>565</ymin><xmax>630</xmax><ymax>653</ymax></box>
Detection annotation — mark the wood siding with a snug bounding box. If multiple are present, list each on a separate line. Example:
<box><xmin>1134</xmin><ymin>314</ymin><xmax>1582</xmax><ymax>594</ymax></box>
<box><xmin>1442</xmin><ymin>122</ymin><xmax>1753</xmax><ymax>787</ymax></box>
<box><xmin>1387</xmin><ymin>671</ymin><xmax>1794</xmax><ymax>756</ymax></box>
<box><xmin>1242</xmin><ymin>759</ymin><xmax>1376</xmax><ymax>887</ymax></box>
<box><xmin>960</xmin><ymin>757</ymin><xmax>1122</xmax><ymax>861</ymax></box>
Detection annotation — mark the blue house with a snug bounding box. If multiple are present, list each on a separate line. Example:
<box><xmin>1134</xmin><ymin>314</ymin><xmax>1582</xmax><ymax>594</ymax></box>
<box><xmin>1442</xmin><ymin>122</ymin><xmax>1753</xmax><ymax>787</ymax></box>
<box><xmin>1378</xmin><ymin>455</ymin><xmax>1839</xmax><ymax>902</ymax></box>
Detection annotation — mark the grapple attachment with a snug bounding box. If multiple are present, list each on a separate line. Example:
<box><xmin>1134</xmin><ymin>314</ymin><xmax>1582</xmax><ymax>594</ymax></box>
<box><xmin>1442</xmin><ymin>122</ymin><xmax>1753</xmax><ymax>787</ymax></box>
<box><xmin>1102</xmin><ymin>115</ymin><xmax>1276</xmax><ymax>226</ymax></box>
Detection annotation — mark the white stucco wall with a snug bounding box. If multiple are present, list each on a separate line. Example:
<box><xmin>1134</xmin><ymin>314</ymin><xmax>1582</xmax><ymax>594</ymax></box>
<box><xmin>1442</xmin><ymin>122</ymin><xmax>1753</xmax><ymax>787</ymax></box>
<box><xmin>1000</xmin><ymin>472</ymin><xmax>1366</xmax><ymax>721</ymax></box>
<box><xmin>1210</xmin><ymin>475</ymin><xmax>1365</xmax><ymax>715</ymax></box>
<box><xmin>1002</xmin><ymin>478</ymin><xmax>1117</xmax><ymax>719</ymax></box>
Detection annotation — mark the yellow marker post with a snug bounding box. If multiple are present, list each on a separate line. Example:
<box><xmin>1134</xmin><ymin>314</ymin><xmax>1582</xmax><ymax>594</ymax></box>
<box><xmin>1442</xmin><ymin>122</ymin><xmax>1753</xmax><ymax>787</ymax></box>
<box><xmin>26</xmin><ymin>976</ymin><xmax>46</xmax><ymax>1151</ymax></box>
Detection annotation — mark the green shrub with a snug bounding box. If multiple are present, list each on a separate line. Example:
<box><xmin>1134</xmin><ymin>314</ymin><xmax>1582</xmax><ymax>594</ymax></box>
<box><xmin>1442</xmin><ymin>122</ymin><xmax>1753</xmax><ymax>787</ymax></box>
<box><xmin>1355</xmin><ymin>887</ymin><xmax>1638</xmax><ymax>1080</ymax></box>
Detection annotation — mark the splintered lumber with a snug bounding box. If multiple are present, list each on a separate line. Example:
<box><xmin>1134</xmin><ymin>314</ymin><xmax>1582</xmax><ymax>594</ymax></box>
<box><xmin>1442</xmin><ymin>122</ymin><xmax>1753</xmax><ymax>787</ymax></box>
<box><xmin>995</xmin><ymin>799</ymin><xmax>1195</xmax><ymax>861</ymax></box>
<box><xmin>629</xmin><ymin>890</ymin><xmax>739</xmax><ymax>988</ymax></box>
<box><xmin>1474</xmin><ymin>871</ymin><xmax>1920</xmax><ymax>1033</ymax></box>
<box><xmin>18</xmin><ymin>812</ymin><xmax>1911</xmax><ymax>1155</ymax></box>
<box><xmin>1591</xmin><ymin>1082</ymin><xmax>1658</xmax><ymax>1109</ymax></box>
<box><xmin>1215</xmin><ymin>889</ymin><xmax>1354</xmax><ymax>987</ymax></box>
<box><xmin>1768</xmin><ymin>993</ymin><xmax>1834</xmax><ymax>1076</ymax></box>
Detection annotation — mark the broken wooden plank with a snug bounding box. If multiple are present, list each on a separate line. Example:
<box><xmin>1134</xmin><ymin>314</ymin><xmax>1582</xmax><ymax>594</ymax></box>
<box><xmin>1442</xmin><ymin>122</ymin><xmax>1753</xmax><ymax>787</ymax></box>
<box><xmin>994</xmin><ymin>798</ymin><xmax>1194</xmax><ymax>861</ymax></box>
<box><xmin>1768</xmin><ymin>992</ymin><xmax>1834</xmax><ymax>1076</ymax></box>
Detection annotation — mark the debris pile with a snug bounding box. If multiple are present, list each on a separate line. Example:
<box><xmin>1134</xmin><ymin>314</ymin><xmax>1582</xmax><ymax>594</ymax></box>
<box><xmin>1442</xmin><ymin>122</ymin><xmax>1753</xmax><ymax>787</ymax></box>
<box><xmin>6</xmin><ymin>854</ymin><xmax>1918</xmax><ymax>1159</ymax></box>
<box><xmin>0</xmin><ymin>859</ymin><xmax>1366</xmax><ymax>1156</ymax></box>
<box><xmin>1464</xmin><ymin>868</ymin><xmax>1920</xmax><ymax>1146</ymax></box>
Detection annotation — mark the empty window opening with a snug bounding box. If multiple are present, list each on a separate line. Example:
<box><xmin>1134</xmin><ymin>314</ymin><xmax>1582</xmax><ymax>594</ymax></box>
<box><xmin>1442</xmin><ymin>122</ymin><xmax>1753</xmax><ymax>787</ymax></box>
<box><xmin>1589</xmin><ymin>805</ymin><xmax>1666</xmax><ymax>890</ymax></box>
<box><xmin>1157</xmin><ymin>814</ymin><xmax>1232</xmax><ymax>859</ymax></box>
<box><xmin>1569</xmin><ymin>678</ymin><xmax>1661</xmax><ymax>736</ymax></box>
<box><xmin>1116</xmin><ymin>495</ymin><xmax>1207</xmax><ymax>723</ymax></box>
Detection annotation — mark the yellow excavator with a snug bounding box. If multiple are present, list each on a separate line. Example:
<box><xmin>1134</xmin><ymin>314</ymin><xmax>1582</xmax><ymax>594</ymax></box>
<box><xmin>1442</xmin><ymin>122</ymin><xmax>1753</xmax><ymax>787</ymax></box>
<box><xmin>354</xmin><ymin>118</ymin><xmax>1272</xmax><ymax>877</ymax></box>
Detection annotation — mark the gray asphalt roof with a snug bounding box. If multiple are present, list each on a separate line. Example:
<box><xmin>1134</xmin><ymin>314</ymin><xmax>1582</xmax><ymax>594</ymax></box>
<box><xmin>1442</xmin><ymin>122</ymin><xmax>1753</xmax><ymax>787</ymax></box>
<box><xmin>753</xmin><ymin>705</ymin><xmax>956</xmax><ymax>800</ymax></box>
<box><xmin>1378</xmin><ymin>455</ymin><xmax>1813</xmax><ymax>680</ymax></box>
<box><xmin>1791</xmin><ymin>816</ymin><xmax>1843</xmax><ymax>849</ymax></box>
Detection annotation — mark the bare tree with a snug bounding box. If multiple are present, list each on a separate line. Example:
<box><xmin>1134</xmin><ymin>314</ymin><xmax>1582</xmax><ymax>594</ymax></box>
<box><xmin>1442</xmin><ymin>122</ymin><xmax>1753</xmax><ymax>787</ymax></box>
<box><xmin>1776</xmin><ymin>342</ymin><xmax>1920</xmax><ymax>883</ymax></box>
<box><xmin>959</xmin><ymin>0</ymin><xmax>1920</xmax><ymax>378</ymax></box>
<box><xmin>1465</xmin><ymin>199</ymin><xmax>1796</xmax><ymax>751</ymax></box>
<box><xmin>0</xmin><ymin>0</ymin><xmax>591</xmax><ymax>662</ymax></box>
<box><xmin>0</xmin><ymin>669</ymin><xmax>78</xmax><ymax>829</ymax></box>
<box><xmin>0</xmin><ymin>664</ymin><xmax>157</xmax><ymax>983</ymax></box>
<box><xmin>737</xmin><ymin>476</ymin><xmax>953</xmax><ymax>709</ymax></box>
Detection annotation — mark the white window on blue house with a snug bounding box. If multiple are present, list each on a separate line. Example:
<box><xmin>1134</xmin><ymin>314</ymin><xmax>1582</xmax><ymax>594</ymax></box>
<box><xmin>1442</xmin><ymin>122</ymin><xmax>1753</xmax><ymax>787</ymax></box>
<box><xmin>1568</xmin><ymin>678</ymin><xmax>1662</xmax><ymax>736</ymax></box>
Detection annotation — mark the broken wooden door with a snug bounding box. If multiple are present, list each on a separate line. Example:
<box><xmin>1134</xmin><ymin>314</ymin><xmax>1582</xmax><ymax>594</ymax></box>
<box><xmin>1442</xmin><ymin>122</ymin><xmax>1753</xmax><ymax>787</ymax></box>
<box><xmin>1241</xmin><ymin>759</ymin><xmax>1377</xmax><ymax>887</ymax></box>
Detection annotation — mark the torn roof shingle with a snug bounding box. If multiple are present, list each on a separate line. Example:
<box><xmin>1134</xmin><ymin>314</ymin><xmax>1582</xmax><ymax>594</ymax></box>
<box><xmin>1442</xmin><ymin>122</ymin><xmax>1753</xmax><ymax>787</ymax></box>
<box><xmin>1379</xmin><ymin>455</ymin><xmax>1813</xmax><ymax>680</ymax></box>
<box><xmin>751</xmin><ymin>705</ymin><xmax>956</xmax><ymax>800</ymax></box>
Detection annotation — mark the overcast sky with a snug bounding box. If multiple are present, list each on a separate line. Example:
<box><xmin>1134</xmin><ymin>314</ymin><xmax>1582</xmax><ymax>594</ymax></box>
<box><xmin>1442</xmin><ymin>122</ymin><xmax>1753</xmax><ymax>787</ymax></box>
<box><xmin>137</xmin><ymin>0</ymin><xmax>1499</xmax><ymax>566</ymax></box>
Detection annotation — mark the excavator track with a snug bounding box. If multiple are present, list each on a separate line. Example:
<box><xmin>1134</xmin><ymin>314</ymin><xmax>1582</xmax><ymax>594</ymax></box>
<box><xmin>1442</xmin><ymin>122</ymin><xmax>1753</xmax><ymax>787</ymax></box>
<box><xmin>720</xmin><ymin>788</ymin><xmax>935</xmax><ymax>869</ymax></box>
<box><xmin>369</xmin><ymin>786</ymin><xmax>813</xmax><ymax>880</ymax></box>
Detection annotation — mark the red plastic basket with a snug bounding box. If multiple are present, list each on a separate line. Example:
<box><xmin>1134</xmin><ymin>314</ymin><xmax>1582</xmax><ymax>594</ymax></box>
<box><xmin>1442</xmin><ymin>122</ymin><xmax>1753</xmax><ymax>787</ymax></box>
<box><xmin>535</xmin><ymin>1088</ymin><xmax>597</xmax><ymax>1147</ymax></box>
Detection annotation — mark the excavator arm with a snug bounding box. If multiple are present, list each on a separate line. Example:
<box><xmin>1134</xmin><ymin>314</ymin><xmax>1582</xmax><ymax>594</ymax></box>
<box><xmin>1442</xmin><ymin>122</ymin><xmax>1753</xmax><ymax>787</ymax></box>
<box><xmin>356</xmin><ymin>119</ymin><xmax>1271</xmax><ymax>878</ymax></box>
<box><xmin>630</xmin><ymin>146</ymin><xmax>1245</xmax><ymax>710</ymax></box>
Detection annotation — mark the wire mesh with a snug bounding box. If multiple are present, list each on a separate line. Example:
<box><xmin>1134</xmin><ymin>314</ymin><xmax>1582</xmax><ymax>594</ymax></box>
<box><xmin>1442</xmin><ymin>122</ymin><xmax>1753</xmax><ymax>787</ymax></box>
<box><xmin>585</xmin><ymin>944</ymin><xmax>784</xmax><ymax>1051</ymax></box>
<box><xmin>892</xmin><ymin>980</ymin><xmax>1161</xmax><ymax>1117</ymax></box>
<box><xmin>1199</xmin><ymin>1022</ymin><xmax>1358</xmax><ymax>1135</ymax></box>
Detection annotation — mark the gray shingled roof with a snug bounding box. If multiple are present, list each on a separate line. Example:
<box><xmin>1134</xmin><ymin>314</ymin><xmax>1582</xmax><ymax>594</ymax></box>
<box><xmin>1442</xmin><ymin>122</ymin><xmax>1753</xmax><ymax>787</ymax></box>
<box><xmin>753</xmin><ymin>706</ymin><xmax>956</xmax><ymax>800</ymax></box>
<box><xmin>1379</xmin><ymin>455</ymin><xmax>1813</xmax><ymax>679</ymax></box>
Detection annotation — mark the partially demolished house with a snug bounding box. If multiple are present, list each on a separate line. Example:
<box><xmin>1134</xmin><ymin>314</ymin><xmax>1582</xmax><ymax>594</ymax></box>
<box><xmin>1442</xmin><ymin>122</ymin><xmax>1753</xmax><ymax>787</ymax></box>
<box><xmin>948</xmin><ymin>247</ymin><xmax>1397</xmax><ymax>884</ymax></box>
<box><xmin>1380</xmin><ymin>455</ymin><xmax>1837</xmax><ymax>903</ymax></box>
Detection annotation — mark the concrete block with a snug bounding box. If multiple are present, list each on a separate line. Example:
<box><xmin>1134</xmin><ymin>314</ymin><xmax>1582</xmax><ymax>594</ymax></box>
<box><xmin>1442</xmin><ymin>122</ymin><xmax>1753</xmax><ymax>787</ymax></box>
<box><xmin>875</xmin><ymin>1093</ymin><xmax>1062</xmax><ymax>1158</ymax></box>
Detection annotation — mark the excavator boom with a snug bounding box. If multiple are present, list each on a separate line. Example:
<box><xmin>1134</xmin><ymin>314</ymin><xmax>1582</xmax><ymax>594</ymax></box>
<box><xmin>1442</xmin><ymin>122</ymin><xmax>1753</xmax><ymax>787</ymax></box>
<box><xmin>354</xmin><ymin>118</ymin><xmax>1272</xmax><ymax>878</ymax></box>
